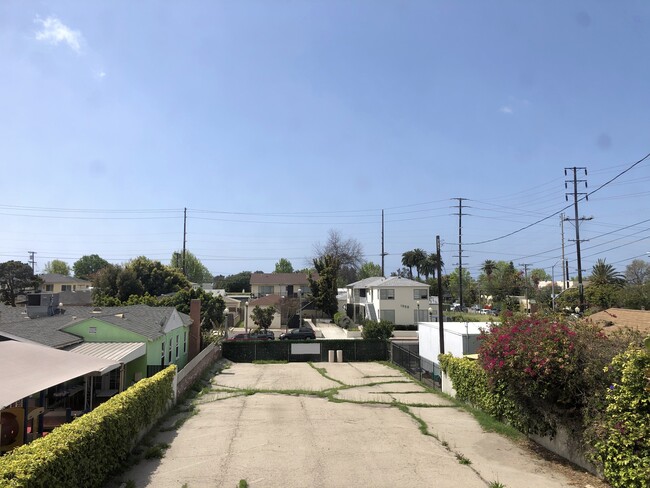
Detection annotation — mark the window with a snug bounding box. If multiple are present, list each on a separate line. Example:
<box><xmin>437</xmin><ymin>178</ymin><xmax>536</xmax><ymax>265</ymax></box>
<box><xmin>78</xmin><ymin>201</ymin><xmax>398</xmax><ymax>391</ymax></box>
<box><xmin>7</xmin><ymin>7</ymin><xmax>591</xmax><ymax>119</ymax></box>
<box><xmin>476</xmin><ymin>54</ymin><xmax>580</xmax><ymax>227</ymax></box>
<box><xmin>61</xmin><ymin>285</ymin><xmax>72</xmax><ymax>291</ymax></box>
<box><xmin>88</xmin><ymin>327</ymin><xmax>96</xmax><ymax>334</ymax></box>
<box><xmin>259</xmin><ymin>285</ymin><xmax>274</xmax><ymax>295</ymax></box>
<box><xmin>413</xmin><ymin>289</ymin><xmax>428</xmax><ymax>300</ymax></box>
<box><xmin>379</xmin><ymin>289</ymin><xmax>395</xmax><ymax>300</ymax></box>
<box><xmin>175</xmin><ymin>335</ymin><xmax>179</xmax><ymax>359</ymax></box>
<box><xmin>168</xmin><ymin>338</ymin><xmax>173</xmax><ymax>362</ymax></box>
<box><xmin>161</xmin><ymin>341</ymin><xmax>165</xmax><ymax>365</ymax></box>
<box><xmin>183</xmin><ymin>331</ymin><xmax>187</xmax><ymax>353</ymax></box>
<box><xmin>353</xmin><ymin>288</ymin><xmax>367</xmax><ymax>298</ymax></box>
<box><xmin>45</xmin><ymin>284</ymin><xmax>53</xmax><ymax>292</ymax></box>
<box><xmin>380</xmin><ymin>309</ymin><xmax>395</xmax><ymax>323</ymax></box>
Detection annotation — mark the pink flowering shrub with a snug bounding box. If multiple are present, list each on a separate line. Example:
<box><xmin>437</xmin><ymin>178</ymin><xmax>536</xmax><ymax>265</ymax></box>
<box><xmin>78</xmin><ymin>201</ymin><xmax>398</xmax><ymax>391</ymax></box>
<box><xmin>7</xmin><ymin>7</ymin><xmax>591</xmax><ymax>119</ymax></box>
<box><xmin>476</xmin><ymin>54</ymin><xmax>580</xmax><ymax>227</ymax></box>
<box><xmin>479</xmin><ymin>314</ymin><xmax>588</xmax><ymax>409</ymax></box>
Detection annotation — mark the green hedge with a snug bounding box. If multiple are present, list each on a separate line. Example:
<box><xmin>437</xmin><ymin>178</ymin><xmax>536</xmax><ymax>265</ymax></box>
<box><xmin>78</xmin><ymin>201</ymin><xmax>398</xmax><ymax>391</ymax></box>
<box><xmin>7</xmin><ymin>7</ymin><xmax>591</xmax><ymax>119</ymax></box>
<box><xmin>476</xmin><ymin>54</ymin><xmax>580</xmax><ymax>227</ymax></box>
<box><xmin>0</xmin><ymin>366</ymin><xmax>176</xmax><ymax>488</ymax></box>
<box><xmin>590</xmin><ymin>347</ymin><xmax>650</xmax><ymax>488</ymax></box>
<box><xmin>438</xmin><ymin>354</ymin><xmax>528</xmax><ymax>433</ymax></box>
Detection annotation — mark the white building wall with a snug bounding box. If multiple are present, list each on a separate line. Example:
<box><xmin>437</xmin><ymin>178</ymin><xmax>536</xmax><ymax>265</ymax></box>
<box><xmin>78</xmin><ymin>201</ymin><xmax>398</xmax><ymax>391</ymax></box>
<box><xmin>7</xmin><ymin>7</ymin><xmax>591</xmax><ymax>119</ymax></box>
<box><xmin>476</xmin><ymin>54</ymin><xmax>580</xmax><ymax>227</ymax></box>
<box><xmin>418</xmin><ymin>321</ymin><xmax>491</xmax><ymax>365</ymax></box>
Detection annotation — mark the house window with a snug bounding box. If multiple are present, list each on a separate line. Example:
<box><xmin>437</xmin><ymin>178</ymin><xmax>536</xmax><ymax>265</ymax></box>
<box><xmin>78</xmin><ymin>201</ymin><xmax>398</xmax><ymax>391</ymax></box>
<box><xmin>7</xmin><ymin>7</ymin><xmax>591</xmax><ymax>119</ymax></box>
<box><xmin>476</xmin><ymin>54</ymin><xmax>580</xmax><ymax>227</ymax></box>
<box><xmin>61</xmin><ymin>285</ymin><xmax>72</xmax><ymax>291</ymax></box>
<box><xmin>259</xmin><ymin>285</ymin><xmax>274</xmax><ymax>295</ymax></box>
<box><xmin>379</xmin><ymin>289</ymin><xmax>395</xmax><ymax>300</ymax></box>
<box><xmin>175</xmin><ymin>335</ymin><xmax>179</xmax><ymax>359</ymax></box>
<box><xmin>183</xmin><ymin>331</ymin><xmax>187</xmax><ymax>353</ymax></box>
<box><xmin>380</xmin><ymin>310</ymin><xmax>395</xmax><ymax>323</ymax></box>
<box><xmin>413</xmin><ymin>289</ymin><xmax>428</xmax><ymax>300</ymax></box>
<box><xmin>161</xmin><ymin>341</ymin><xmax>165</xmax><ymax>364</ymax></box>
<box><xmin>168</xmin><ymin>338</ymin><xmax>173</xmax><ymax>362</ymax></box>
<box><xmin>88</xmin><ymin>327</ymin><xmax>97</xmax><ymax>334</ymax></box>
<box><xmin>45</xmin><ymin>284</ymin><xmax>53</xmax><ymax>292</ymax></box>
<box><xmin>354</xmin><ymin>289</ymin><xmax>367</xmax><ymax>298</ymax></box>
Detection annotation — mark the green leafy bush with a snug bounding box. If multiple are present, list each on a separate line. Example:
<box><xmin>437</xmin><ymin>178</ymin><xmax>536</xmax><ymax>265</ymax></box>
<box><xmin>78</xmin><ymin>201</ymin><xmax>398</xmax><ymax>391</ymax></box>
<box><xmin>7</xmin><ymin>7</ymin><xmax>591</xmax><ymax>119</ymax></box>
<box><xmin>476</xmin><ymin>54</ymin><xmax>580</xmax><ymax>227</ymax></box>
<box><xmin>361</xmin><ymin>319</ymin><xmax>394</xmax><ymax>340</ymax></box>
<box><xmin>0</xmin><ymin>366</ymin><xmax>176</xmax><ymax>488</ymax></box>
<box><xmin>589</xmin><ymin>346</ymin><xmax>650</xmax><ymax>488</ymax></box>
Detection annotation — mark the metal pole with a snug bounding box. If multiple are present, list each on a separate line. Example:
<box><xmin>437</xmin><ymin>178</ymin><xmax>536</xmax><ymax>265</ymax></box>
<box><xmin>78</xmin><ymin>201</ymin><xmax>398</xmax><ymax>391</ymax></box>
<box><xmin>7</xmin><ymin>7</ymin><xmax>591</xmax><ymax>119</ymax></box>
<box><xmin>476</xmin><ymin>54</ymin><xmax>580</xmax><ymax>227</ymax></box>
<box><xmin>436</xmin><ymin>236</ymin><xmax>445</xmax><ymax>355</ymax></box>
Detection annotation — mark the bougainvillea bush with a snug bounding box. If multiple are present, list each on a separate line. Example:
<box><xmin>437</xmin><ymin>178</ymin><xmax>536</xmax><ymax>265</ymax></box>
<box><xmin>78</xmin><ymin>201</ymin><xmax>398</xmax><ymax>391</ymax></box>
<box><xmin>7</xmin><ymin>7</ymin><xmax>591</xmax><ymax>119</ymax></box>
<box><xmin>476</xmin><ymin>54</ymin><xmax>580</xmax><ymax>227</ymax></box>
<box><xmin>477</xmin><ymin>313</ymin><xmax>637</xmax><ymax>435</ymax></box>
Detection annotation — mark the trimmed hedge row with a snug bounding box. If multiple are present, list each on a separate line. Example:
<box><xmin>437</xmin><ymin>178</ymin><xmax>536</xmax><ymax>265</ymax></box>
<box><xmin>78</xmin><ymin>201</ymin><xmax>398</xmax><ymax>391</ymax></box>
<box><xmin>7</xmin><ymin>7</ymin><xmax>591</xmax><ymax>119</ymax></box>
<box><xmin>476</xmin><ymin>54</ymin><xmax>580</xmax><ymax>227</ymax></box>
<box><xmin>438</xmin><ymin>354</ymin><xmax>528</xmax><ymax>433</ymax></box>
<box><xmin>0</xmin><ymin>366</ymin><xmax>176</xmax><ymax>488</ymax></box>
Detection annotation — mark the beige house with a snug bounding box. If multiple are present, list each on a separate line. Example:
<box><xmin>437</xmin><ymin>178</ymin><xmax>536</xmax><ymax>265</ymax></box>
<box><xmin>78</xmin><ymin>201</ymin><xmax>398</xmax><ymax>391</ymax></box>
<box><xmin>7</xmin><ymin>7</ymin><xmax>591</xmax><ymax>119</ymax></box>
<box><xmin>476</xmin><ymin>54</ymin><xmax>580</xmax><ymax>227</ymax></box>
<box><xmin>39</xmin><ymin>274</ymin><xmax>92</xmax><ymax>293</ymax></box>
<box><xmin>249</xmin><ymin>273</ymin><xmax>313</xmax><ymax>298</ymax></box>
<box><xmin>347</xmin><ymin>276</ymin><xmax>430</xmax><ymax>325</ymax></box>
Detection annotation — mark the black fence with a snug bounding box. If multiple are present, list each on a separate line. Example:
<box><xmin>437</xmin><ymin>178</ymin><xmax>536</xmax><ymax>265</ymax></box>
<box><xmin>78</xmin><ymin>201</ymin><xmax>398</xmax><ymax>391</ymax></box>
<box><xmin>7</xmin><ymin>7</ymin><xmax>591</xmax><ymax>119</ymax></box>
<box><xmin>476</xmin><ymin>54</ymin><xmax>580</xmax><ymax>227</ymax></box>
<box><xmin>222</xmin><ymin>339</ymin><xmax>389</xmax><ymax>363</ymax></box>
<box><xmin>147</xmin><ymin>364</ymin><xmax>165</xmax><ymax>377</ymax></box>
<box><xmin>390</xmin><ymin>342</ymin><xmax>440</xmax><ymax>389</ymax></box>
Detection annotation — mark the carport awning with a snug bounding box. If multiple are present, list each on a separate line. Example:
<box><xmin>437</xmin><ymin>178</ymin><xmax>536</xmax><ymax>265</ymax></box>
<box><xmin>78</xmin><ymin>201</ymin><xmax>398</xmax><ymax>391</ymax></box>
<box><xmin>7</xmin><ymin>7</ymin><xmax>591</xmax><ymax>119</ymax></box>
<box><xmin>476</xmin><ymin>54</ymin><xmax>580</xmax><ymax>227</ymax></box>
<box><xmin>65</xmin><ymin>342</ymin><xmax>146</xmax><ymax>365</ymax></box>
<box><xmin>0</xmin><ymin>341</ymin><xmax>120</xmax><ymax>409</ymax></box>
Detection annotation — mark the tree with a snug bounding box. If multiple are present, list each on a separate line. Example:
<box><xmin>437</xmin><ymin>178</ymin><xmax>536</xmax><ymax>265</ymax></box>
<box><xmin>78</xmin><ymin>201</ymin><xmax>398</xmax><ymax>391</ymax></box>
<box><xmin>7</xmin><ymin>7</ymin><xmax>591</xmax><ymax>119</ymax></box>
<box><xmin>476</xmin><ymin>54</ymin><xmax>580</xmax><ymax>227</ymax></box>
<box><xmin>358</xmin><ymin>261</ymin><xmax>382</xmax><ymax>279</ymax></box>
<box><xmin>447</xmin><ymin>267</ymin><xmax>474</xmax><ymax>305</ymax></box>
<box><xmin>73</xmin><ymin>254</ymin><xmax>110</xmax><ymax>280</ymax></box>
<box><xmin>308</xmin><ymin>254</ymin><xmax>340</xmax><ymax>317</ymax></box>
<box><xmin>420</xmin><ymin>253</ymin><xmax>442</xmax><ymax>281</ymax></box>
<box><xmin>170</xmin><ymin>250</ymin><xmax>213</xmax><ymax>284</ymax></box>
<box><xmin>92</xmin><ymin>264</ymin><xmax>121</xmax><ymax>302</ymax></box>
<box><xmin>250</xmin><ymin>305</ymin><xmax>277</xmax><ymax>331</ymax></box>
<box><xmin>116</xmin><ymin>267</ymin><xmax>145</xmax><ymax>302</ymax></box>
<box><xmin>163</xmin><ymin>288</ymin><xmax>225</xmax><ymax>331</ymax></box>
<box><xmin>625</xmin><ymin>259</ymin><xmax>650</xmax><ymax>286</ymax></box>
<box><xmin>529</xmin><ymin>268</ymin><xmax>550</xmax><ymax>288</ymax></box>
<box><xmin>214</xmin><ymin>271</ymin><xmax>252</xmax><ymax>292</ymax></box>
<box><xmin>0</xmin><ymin>261</ymin><xmax>41</xmax><ymax>306</ymax></box>
<box><xmin>313</xmin><ymin>229</ymin><xmax>364</xmax><ymax>286</ymax></box>
<box><xmin>43</xmin><ymin>260</ymin><xmax>70</xmax><ymax>276</ymax></box>
<box><xmin>589</xmin><ymin>259</ymin><xmax>625</xmax><ymax>286</ymax></box>
<box><xmin>274</xmin><ymin>258</ymin><xmax>294</xmax><ymax>274</ymax></box>
<box><xmin>127</xmin><ymin>256</ymin><xmax>190</xmax><ymax>296</ymax></box>
<box><xmin>411</xmin><ymin>248</ymin><xmax>427</xmax><ymax>280</ymax></box>
<box><xmin>401</xmin><ymin>251</ymin><xmax>416</xmax><ymax>279</ymax></box>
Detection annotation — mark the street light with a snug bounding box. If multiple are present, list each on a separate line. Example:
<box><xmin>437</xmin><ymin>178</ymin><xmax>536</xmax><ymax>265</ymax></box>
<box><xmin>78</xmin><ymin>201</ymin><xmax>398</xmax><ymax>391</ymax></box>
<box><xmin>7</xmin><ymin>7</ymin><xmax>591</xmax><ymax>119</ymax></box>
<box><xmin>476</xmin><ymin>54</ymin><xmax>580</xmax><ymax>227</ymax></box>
<box><xmin>416</xmin><ymin>300</ymin><xmax>420</xmax><ymax>324</ymax></box>
<box><xmin>245</xmin><ymin>301</ymin><xmax>249</xmax><ymax>333</ymax></box>
<box><xmin>428</xmin><ymin>306</ymin><xmax>433</xmax><ymax>321</ymax></box>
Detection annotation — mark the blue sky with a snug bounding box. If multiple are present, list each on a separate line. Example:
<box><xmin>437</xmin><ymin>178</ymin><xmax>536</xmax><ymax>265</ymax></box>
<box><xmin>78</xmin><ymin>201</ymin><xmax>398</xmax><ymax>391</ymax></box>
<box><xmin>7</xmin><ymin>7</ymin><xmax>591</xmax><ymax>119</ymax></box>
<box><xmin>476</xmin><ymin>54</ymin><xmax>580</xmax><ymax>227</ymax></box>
<box><xmin>1</xmin><ymin>1</ymin><xmax>649</xmax><ymax>280</ymax></box>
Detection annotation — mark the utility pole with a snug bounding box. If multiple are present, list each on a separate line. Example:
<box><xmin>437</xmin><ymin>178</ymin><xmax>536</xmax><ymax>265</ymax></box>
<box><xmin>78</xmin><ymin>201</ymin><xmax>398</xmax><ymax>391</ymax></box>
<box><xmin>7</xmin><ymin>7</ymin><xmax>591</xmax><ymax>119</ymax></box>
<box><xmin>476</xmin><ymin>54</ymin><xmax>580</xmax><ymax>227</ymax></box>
<box><xmin>452</xmin><ymin>198</ymin><xmax>469</xmax><ymax>309</ymax></box>
<box><xmin>560</xmin><ymin>212</ymin><xmax>569</xmax><ymax>290</ymax></box>
<box><xmin>519</xmin><ymin>263</ymin><xmax>532</xmax><ymax>313</ymax></box>
<box><xmin>436</xmin><ymin>236</ymin><xmax>445</xmax><ymax>356</ymax></box>
<box><xmin>28</xmin><ymin>251</ymin><xmax>37</xmax><ymax>272</ymax></box>
<box><xmin>564</xmin><ymin>167</ymin><xmax>590</xmax><ymax>312</ymax></box>
<box><xmin>381</xmin><ymin>209</ymin><xmax>388</xmax><ymax>277</ymax></box>
<box><xmin>182</xmin><ymin>207</ymin><xmax>187</xmax><ymax>277</ymax></box>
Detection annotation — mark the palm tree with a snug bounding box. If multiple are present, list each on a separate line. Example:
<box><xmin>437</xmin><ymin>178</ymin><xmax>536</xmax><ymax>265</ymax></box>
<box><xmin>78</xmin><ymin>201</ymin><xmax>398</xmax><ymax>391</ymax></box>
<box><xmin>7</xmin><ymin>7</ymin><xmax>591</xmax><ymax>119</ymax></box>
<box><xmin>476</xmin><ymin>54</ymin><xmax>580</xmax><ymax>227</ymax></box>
<box><xmin>590</xmin><ymin>259</ymin><xmax>625</xmax><ymax>286</ymax></box>
<box><xmin>481</xmin><ymin>260</ymin><xmax>497</xmax><ymax>279</ymax></box>
<box><xmin>412</xmin><ymin>248</ymin><xmax>427</xmax><ymax>280</ymax></box>
<box><xmin>401</xmin><ymin>251</ymin><xmax>416</xmax><ymax>279</ymax></box>
<box><xmin>420</xmin><ymin>253</ymin><xmax>443</xmax><ymax>281</ymax></box>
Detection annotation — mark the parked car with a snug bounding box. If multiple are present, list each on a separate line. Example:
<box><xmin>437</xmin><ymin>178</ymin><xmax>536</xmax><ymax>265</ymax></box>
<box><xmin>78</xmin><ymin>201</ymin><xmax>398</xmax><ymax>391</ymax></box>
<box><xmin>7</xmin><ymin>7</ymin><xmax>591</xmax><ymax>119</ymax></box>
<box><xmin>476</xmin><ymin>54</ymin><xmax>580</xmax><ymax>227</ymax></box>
<box><xmin>279</xmin><ymin>327</ymin><xmax>315</xmax><ymax>340</ymax></box>
<box><xmin>227</xmin><ymin>331</ymin><xmax>275</xmax><ymax>341</ymax></box>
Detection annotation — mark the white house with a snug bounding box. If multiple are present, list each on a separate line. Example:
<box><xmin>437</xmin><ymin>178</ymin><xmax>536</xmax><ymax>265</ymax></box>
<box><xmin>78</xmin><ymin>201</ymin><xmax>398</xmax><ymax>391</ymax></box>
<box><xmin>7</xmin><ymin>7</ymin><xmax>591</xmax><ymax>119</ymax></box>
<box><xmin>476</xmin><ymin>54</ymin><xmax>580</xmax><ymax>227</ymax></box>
<box><xmin>346</xmin><ymin>276</ymin><xmax>430</xmax><ymax>325</ymax></box>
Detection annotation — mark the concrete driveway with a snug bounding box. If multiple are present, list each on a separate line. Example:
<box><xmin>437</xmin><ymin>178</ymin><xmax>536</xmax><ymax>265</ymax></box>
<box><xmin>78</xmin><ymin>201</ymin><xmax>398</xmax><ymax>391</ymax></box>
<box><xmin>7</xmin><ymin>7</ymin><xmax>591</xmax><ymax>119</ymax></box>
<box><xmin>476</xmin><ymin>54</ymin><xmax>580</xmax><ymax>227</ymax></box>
<box><xmin>110</xmin><ymin>362</ymin><xmax>596</xmax><ymax>488</ymax></box>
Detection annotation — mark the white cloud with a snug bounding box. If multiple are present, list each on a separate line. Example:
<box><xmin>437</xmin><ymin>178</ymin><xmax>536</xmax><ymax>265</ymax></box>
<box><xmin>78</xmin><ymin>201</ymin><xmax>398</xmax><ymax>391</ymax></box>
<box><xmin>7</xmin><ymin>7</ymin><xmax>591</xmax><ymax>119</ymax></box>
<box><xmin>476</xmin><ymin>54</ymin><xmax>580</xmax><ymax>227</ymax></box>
<box><xmin>499</xmin><ymin>106</ymin><xmax>513</xmax><ymax>114</ymax></box>
<box><xmin>34</xmin><ymin>16</ymin><xmax>83</xmax><ymax>53</ymax></box>
<box><xmin>96</xmin><ymin>70</ymin><xmax>107</xmax><ymax>79</ymax></box>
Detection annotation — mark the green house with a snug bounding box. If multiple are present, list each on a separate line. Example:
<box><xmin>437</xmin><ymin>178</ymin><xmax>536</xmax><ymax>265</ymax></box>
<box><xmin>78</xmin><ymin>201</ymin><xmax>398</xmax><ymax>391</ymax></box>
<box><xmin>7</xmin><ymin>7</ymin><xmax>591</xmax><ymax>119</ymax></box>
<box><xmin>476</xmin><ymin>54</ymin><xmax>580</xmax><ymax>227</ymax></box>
<box><xmin>60</xmin><ymin>305</ymin><xmax>193</xmax><ymax>387</ymax></box>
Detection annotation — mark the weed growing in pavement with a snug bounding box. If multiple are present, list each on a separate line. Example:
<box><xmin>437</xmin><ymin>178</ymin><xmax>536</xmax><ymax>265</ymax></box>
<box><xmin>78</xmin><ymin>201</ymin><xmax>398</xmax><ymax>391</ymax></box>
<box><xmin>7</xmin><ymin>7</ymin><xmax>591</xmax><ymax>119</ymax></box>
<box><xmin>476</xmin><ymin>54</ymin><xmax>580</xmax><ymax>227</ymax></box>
<box><xmin>238</xmin><ymin>480</ymin><xmax>249</xmax><ymax>488</ymax></box>
<box><xmin>455</xmin><ymin>453</ymin><xmax>472</xmax><ymax>465</ymax></box>
<box><xmin>124</xmin><ymin>480</ymin><xmax>136</xmax><ymax>488</ymax></box>
<box><xmin>488</xmin><ymin>481</ymin><xmax>506</xmax><ymax>488</ymax></box>
<box><xmin>308</xmin><ymin>363</ymin><xmax>345</xmax><ymax>385</ymax></box>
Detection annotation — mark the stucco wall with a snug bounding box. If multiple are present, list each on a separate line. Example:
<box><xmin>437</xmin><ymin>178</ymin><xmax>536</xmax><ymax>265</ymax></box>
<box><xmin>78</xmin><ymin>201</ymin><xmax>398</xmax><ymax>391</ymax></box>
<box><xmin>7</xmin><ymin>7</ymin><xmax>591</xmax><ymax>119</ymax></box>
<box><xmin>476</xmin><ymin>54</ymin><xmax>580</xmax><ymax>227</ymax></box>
<box><xmin>177</xmin><ymin>343</ymin><xmax>222</xmax><ymax>397</ymax></box>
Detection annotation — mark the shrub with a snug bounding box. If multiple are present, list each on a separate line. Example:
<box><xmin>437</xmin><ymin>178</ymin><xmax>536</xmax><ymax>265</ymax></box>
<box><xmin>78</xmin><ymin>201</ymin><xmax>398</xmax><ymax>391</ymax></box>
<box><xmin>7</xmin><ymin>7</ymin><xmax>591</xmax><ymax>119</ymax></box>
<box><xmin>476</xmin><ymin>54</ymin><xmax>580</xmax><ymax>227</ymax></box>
<box><xmin>0</xmin><ymin>366</ymin><xmax>176</xmax><ymax>488</ymax></box>
<box><xmin>589</xmin><ymin>346</ymin><xmax>650</xmax><ymax>488</ymax></box>
<box><xmin>361</xmin><ymin>319</ymin><xmax>394</xmax><ymax>340</ymax></box>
